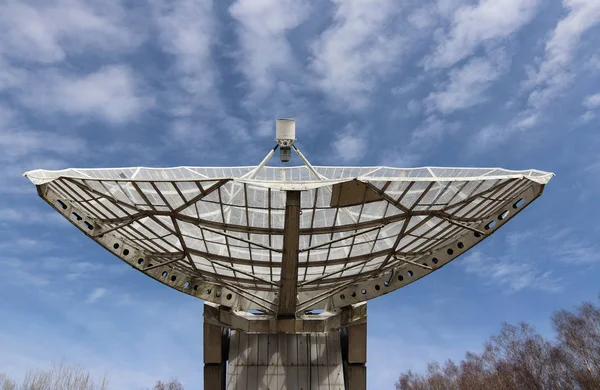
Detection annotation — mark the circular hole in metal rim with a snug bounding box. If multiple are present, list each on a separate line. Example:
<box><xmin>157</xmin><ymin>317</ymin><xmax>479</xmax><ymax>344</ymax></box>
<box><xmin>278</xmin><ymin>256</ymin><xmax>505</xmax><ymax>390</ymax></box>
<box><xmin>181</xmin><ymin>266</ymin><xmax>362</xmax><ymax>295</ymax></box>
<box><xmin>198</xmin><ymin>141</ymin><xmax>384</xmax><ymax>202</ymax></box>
<box><xmin>513</xmin><ymin>199</ymin><xmax>525</xmax><ymax>208</ymax></box>
<box><xmin>485</xmin><ymin>220</ymin><xmax>497</xmax><ymax>230</ymax></box>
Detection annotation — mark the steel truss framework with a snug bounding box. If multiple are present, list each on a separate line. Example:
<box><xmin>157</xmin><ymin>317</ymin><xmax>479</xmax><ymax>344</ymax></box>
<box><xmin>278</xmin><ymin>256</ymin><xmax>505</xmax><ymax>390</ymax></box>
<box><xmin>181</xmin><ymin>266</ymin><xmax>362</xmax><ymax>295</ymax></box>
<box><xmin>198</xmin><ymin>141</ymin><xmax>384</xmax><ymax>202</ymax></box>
<box><xmin>25</xmin><ymin>163</ymin><xmax>553</xmax><ymax>318</ymax></box>
<box><xmin>26</xmin><ymin>146</ymin><xmax>553</xmax><ymax>390</ymax></box>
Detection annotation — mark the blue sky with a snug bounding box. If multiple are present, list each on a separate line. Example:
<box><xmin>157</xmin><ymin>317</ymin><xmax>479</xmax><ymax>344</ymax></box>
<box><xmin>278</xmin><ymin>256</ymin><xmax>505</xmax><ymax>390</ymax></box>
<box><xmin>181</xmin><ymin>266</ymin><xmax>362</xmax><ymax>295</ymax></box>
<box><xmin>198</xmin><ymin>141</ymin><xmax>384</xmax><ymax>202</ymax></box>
<box><xmin>1</xmin><ymin>0</ymin><xmax>599</xmax><ymax>388</ymax></box>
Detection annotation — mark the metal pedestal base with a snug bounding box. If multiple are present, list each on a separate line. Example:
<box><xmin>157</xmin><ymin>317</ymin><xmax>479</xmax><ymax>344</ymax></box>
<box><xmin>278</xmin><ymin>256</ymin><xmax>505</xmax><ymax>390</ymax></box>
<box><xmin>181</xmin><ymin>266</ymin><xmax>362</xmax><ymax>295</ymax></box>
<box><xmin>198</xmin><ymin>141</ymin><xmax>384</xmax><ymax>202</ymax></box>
<box><xmin>226</xmin><ymin>331</ymin><xmax>344</xmax><ymax>389</ymax></box>
<box><xmin>203</xmin><ymin>306</ymin><xmax>367</xmax><ymax>390</ymax></box>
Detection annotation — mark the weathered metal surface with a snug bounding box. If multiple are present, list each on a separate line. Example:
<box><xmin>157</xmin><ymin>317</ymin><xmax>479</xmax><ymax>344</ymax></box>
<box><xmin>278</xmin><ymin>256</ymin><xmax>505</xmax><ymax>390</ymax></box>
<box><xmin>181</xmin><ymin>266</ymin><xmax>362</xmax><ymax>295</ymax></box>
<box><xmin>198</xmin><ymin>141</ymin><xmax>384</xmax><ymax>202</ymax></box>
<box><xmin>330</xmin><ymin>180</ymin><xmax>383</xmax><ymax>208</ymax></box>
<box><xmin>347</xmin><ymin>366</ymin><xmax>366</xmax><ymax>390</ymax></box>
<box><xmin>347</xmin><ymin>323</ymin><xmax>367</xmax><ymax>365</ymax></box>
<box><xmin>227</xmin><ymin>330</ymin><xmax>344</xmax><ymax>390</ymax></box>
<box><xmin>203</xmin><ymin>302</ymin><xmax>366</xmax><ymax>334</ymax></box>
<box><xmin>26</xmin><ymin>167</ymin><xmax>553</xmax><ymax>316</ymax></box>
<box><xmin>278</xmin><ymin>191</ymin><xmax>301</xmax><ymax>316</ymax></box>
<box><xmin>204</xmin><ymin>322</ymin><xmax>223</xmax><ymax>364</ymax></box>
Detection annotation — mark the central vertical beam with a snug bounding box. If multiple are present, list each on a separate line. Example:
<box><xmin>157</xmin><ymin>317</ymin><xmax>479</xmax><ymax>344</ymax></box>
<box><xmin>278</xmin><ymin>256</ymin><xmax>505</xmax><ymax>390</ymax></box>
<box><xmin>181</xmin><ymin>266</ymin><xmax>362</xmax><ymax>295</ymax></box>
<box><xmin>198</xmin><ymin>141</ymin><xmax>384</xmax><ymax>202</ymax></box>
<box><xmin>278</xmin><ymin>190</ymin><xmax>301</xmax><ymax>316</ymax></box>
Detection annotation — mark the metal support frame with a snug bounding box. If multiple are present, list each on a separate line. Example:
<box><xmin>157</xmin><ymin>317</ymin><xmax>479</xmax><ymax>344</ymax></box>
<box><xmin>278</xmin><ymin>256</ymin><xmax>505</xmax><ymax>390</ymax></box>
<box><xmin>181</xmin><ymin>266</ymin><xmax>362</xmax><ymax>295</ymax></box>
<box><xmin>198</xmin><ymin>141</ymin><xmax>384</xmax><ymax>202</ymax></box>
<box><xmin>339</xmin><ymin>322</ymin><xmax>367</xmax><ymax>390</ymax></box>
<box><xmin>278</xmin><ymin>191</ymin><xmax>301</xmax><ymax>316</ymax></box>
<box><xmin>204</xmin><ymin>302</ymin><xmax>367</xmax><ymax>390</ymax></box>
<box><xmin>204</xmin><ymin>321</ymin><xmax>228</xmax><ymax>390</ymax></box>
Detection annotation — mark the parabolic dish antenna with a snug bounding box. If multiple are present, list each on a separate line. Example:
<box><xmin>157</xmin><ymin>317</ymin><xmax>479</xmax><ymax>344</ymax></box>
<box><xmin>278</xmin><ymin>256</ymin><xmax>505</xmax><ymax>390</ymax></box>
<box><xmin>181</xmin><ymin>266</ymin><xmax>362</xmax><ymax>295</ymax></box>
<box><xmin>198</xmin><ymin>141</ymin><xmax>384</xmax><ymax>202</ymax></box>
<box><xmin>24</xmin><ymin>119</ymin><xmax>553</xmax><ymax>390</ymax></box>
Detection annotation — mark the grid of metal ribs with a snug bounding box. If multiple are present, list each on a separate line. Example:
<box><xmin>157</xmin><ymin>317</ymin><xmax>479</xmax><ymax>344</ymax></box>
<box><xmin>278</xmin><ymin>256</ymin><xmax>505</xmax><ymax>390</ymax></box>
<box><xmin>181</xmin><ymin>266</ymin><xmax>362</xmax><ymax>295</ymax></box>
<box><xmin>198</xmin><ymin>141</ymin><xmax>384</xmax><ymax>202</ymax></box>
<box><xmin>34</xmin><ymin>165</ymin><xmax>550</xmax><ymax>296</ymax></box>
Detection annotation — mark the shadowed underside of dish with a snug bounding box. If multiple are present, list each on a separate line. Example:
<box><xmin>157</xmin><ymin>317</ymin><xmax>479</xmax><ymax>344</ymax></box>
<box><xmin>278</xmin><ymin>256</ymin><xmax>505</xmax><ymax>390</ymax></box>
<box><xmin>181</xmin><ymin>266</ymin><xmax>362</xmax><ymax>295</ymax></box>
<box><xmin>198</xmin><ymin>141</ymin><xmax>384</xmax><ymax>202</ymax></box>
<box><xmin>24</xmin><ymin>165</ymin><xmax>553</xmax><ymax>315</ymax></box>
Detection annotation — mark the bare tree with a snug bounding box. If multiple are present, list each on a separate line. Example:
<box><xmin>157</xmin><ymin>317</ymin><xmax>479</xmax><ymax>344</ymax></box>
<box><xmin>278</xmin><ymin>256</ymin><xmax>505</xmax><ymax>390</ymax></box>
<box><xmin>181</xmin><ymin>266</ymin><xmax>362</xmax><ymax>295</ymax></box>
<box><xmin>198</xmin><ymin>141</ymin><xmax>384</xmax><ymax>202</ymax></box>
<box><xmin>396</xmin><ymin>294</ymin><xmax>600</xmax><ymax>390</ymax></box>
<box><xmin>21</xmin><ymin>362</ymin><xmax>109</xmax><ymax>390</ymax></box>
<box><xmin>552</xmin><ymin>296</ymin><xmax>600</xmax><ymax>390</ymax></box>
<box><xmin>0</xmin><ymin>373</ymin><xmax>17</xmax><ymax>390</ymax></box>
<box><xmin>153</xmin><ymin>379</ymin><xmax>184</xmax><ymax>390</ymax></box>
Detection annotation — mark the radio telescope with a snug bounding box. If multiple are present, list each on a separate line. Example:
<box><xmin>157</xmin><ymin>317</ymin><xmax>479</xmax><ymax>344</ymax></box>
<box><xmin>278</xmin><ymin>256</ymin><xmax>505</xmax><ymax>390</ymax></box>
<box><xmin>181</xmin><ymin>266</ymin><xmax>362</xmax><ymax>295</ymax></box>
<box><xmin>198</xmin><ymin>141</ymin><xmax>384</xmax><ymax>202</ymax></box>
<box><xmin>25</xmin><ymin>119</ymin><xmax>553</xmax><ymax>390</ymax></box>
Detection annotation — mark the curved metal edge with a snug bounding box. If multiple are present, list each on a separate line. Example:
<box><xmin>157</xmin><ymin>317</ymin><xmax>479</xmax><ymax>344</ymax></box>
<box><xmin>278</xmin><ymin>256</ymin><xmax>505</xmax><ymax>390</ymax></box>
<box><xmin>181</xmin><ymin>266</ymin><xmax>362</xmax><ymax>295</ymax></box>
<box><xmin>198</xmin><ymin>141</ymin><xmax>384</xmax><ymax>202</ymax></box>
<box><xmin>318</xmin><ymin>183</ymin><xmax>546</xmax><ymax>310</ymax></box>
<box><xmin>37</xmin><ymin>181</ymin><xmax>545</xmax><ymax>314</ymax></box>
<box><xmin>37</xmin><ymin>184</ymin><xmax>276</xmax><ymax>312</ymax></box>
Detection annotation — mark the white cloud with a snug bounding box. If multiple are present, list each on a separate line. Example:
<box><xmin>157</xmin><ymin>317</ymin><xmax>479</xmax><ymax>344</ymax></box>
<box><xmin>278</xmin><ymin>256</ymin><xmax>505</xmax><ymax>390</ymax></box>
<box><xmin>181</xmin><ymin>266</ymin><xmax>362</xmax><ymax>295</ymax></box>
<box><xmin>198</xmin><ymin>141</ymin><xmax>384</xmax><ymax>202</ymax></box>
<box><xmin>383</xmin><ymin>116</ymin><xmax>460</xmax><ymax>166</ymax></box>
<box><xmin>229</xmin><ymin>0</ymin><xmax>309</xmax><ymax>100</ymax></box>
<box><xmin>0</xmin><ymin>208</ymin><xmax>65</xmax><ymax>226</ymax></box>
<box><xmin>17</xmin><ymin>66</ymin><xmax>150</xmax><ymax>124</ymax></box>
<box><xmin>407</xmin><ymin>6</ymin><xmax>435</xmax><ymax>30</ymax></box>
<box><xmin>0</xmin><ymin>127</ymin><xmax>85</xmax><ymax>162</ymax></box>
<box><xmin>86</xmin><ymin>288</ymin><xmax>107</xmax><ymax>304</ymax></box>
<box><xmin>525</xmin><ymin>0</ymin><xmax>600</xmax><ymax>110</ymax></box>
<box><xmin>584</xmin><ymin>93</ymin><xmax>600</xmax><ymax>109</ymax></box>
<box><xmin>153</xmin><ymin>0</ymin><xmax>214</xmax><ymax>95</ymax></box>
<box><xmin>425</xmin><ymin>0</ymin><xmax>538</xmax><ymax>69</ymax></box>
<box><xmin>331</xmin><ymin>126</ymin><xmax>367</xmax><ymax>163</ymax></box>
<box><xmin>461</xmin><ymin>251</ymin><xmax>561</xmax><ymax>293</ymax></box>
<box><xmin>0</xmin><ymin>257</ymin><xmax>51</xmax><ymax>288</ymax></box>
<box><xmin>543</xmin><ymin>228</ymin><xmax>600</xmax><ymax>265</ymax></box>
<box><xmin>469</xmin><ymin>110</ymin><xmax>541</xmax><ymax>154</ymax></box>
<box><xmin>462</xmin><ymin>227</ymin><xmax>599</xmax><ymax>291</ymax></box>
<box><xmin>407</xmin><ymin>100</ymin><xmax>421</xmax><ymax>116</ymax></box>
<box><xmin>410</xmin><ymin>116</ymin><xmax>459</xmax><ymax>147</ymax></box>
<box><xmin>425</xmin><ymin>55</ymin><xmax>508</xmax><ymax>114</ymax></box>
<box><xmin>0</xmin><ymin>104</ymin><xmax>84</xmax><ymax>193</ymax></box>
<box><xmin>311</xmin><ymin>0</ymin><xmax>405</xmax><ymax>109</ymax></box>
<box><xmin>0</xmin><ymin>0</ymin><xmax>142</xmax><ymax>64</ymax></box>
<box><xmin>391</xmin><ymin>80</ymin><xmax>421</xmax><ymax>96</ymax></box>
<box><xmin>513</xmin><ymin>112</ymin><xmax>539</xmax><ymax>129</ymax></box>
<box><xmin>579</xmin><ymin>111</ymin><xmax>596</xmax><ymax>124</ymax></box>
<box><xmin>0</xmin><ymin>59</ymin><xmax>27</xmax><ymax>92</ymax></box>
<box><xmin>471</xmin><ymin>0</ymin><xmax>600</xmax><ymax>153</ymax></box>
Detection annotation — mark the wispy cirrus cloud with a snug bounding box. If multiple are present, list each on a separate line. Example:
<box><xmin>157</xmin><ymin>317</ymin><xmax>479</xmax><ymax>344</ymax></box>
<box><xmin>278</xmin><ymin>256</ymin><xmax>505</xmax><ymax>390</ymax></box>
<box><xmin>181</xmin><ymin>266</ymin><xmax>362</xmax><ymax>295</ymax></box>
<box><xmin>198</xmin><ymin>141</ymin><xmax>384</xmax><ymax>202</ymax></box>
<box><xmin>386</xmin><ymin>116</ymin><xmax>461</xmax><ymax>166</ymax></box>
<box><xmin>311</xmin><ymin>0</ymin><xmax>405</xmax><ymax>109</ymax></box>
<box><xmin>461</xmin><ymin>250</ymin><xmax>561</xmax><ymax>293</ymax></box>
<box><xmin>425</xmin><ymin>54</ymin><xmax>509</xmax><ymax>114</ymax></box>
<box><xmin>229</xmin><ymin>0</ymin><xmax>310</xmax><ymax>102</ymax></box>
<box><xmin>583</xmin><ymin>93</ymin><xmax>600</xmax><ymax>110</ymax></box>
<box><xmin>330</xmin><ymin>124</ymin><xmax>368</xmax><ymax>163</ymax></box>
<box><xmin>154</xmin><ymin>0</ymin><xmax>214</xmax><ymax>76</ymax></box>
<box><xmin>521</xmin><ymin>0</ymin><xmax>600</xmax><ymax>120</ymax></box>
<box><xmin>0</xmin><ymin>0</ymin><xmax>143</xmax><ymax>64</ymax></box>
<box><xmin>425</xmin><ymin>0</ymin><xmax>538</xmax><ymax>69</ymax></box>
<box><xmin>15</xmin><ymin>66</ymin><xmax>151</xmax><ymax>124</ymax></box>
<box><xmin>542</xmin><ymin>228</ymin><xmax>600</xmax><ymax>265</ymax></box>
<box><xmin>470</xmin><ymin>0</ymin><xmax>600</xmax><ymax>151</ymax></box>
<box><xmin>151</xmin><ymin>0</ymin><xmax>217</xmax><ymax>114</ymax></box>
<box><xmin>462</xmin><ymin>225</ymin><xmax>599</xmax><ymax>292</ymax></box>
<box><xmin>86</xmin><ymin>288</ymin><xmax>107</xmax><ymax>304</ymax></box>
